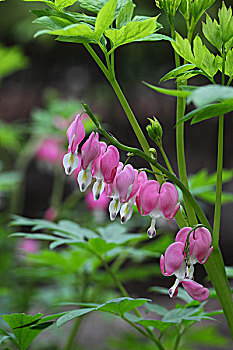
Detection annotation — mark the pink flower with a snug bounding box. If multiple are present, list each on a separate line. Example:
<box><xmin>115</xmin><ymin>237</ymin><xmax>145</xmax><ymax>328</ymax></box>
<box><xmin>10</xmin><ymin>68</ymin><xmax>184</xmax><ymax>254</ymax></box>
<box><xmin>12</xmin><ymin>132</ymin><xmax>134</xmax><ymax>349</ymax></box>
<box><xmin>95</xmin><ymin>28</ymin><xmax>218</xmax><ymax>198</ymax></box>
<box><xmin>100</xmin><ymin>145</ymin><xmax>119</xmax><ymax>184</ymax></box>
<box><xmin>19</xmin><ymin>239</ymin><xmax>39</xmax><ymax>254</ymax></box>
<box><xmin>92</xmin><ymin>142</ymin><xmax>107</xmax><ymax>201</ymax></box>
<box><xmin>77</xmin><ymin>132</ymin><xmax>101</xmax><ymax>192</ymax></box>
<box><xmin>120</xmin><ymin>170</ymin><xmax>147</xmax><ymax>224</ymax></box>
<box><xmin>44</xmin><ymin>207</ymin><xmax>57</xmax><ymax>221</ymax></box>
<box><xmin>105</xmin><ymin>163</ymin><xmax>124</xmax><ymax>221</ymax></box>
<box><xmin>85</xmin><ymin>190</ymin><xmax>110</xmax><ymax>211</ymax></box>
<box><xmin>137</xmin><ymin>180</ymin><xmax>180</xmax><ymax>238</ymax></box>
<box><xmin>175</xmin><ymin>227</ymin><xmax>213</xmax><ymax>265</ymax></box>
<box><xmin>181</xmin><ymin>279</ymin><xmax>209</xmax><ymax>301</ymax></box>
<box><xmin>36</xmin><ymin>138</ymin><xmax>61</xmax><ymax>164</ymax></box>
<box><xmin>63</xmin><ymin>114</ymin><xmax>85</xmax><ymax>175</ymax></box>
<box><xmin>116</xmin><ymin>164</ymin><xmax>135</xmax><ymax>204</ymax></box>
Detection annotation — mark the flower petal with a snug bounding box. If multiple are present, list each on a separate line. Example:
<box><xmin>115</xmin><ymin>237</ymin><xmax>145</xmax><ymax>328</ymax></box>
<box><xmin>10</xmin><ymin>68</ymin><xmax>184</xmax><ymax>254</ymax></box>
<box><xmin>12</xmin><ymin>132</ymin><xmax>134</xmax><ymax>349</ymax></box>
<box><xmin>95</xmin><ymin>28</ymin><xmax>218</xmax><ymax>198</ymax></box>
<box><xmin>63</xmin><ymin>151</ymin><xmax>79</xmax><ymax>175</ymax></box>
<box><xmin>182</xmin><ymin>279</ymin><xmax>209</xmax><ymax>301</ymax></box>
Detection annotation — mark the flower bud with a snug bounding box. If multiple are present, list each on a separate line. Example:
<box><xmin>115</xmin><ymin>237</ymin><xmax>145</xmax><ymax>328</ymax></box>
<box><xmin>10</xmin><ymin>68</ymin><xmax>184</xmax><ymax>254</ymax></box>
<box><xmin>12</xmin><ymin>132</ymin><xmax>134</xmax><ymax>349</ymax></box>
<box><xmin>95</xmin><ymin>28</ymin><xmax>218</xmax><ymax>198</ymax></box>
<box><xmin>146</xmin><ymin>117</ymin><xmax>163</xmax><ymax>145</ymax></box>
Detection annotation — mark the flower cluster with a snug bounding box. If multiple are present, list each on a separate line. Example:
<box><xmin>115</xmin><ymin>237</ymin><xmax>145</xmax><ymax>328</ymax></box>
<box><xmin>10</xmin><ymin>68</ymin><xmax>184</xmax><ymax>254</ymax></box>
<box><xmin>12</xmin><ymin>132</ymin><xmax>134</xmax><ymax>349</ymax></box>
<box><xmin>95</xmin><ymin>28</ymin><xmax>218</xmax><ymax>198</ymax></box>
<box><xmin>62</xmin><ymin>115</ymin><xmax>180</xmax><ymax>236</ymax></box>
<box><xmin>160</xmin><ymin>226</ymin><xmax>213</xmax><ymax>301</ymax></box>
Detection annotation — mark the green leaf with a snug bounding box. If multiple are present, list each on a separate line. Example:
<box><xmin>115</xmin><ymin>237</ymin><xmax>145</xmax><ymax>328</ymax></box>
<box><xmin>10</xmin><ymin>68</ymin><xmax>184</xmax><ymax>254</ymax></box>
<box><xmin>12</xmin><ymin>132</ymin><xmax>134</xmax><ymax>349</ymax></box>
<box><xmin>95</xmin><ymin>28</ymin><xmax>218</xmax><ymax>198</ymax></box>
<box><xmin>39</xmin><ymin>23</ymin><xmax>98</xmax><ymax>42</ymax></box>
<box><xmin>24</xmin><ymin>0</ymin><xmax>59</xmax><ymax>10</ymax></box>
<box><xmin>160</xmin><ymin>64</ymin><xmax>195</xmax><ymax>83</ymax></box>
<box><xmin>203</xmin><ymin>14</ymin><xmax>222</xmax><ymax>53</ymax></box>
<box><xmin>143</xmin><ymin>82</ymin><xmax>191</xmax><ymax>98</ymax></box>
<box><xmin>55</xmin><ymin>0</ymin><xmax>77</xmax><ymax>9</ymax></box>
<box><xmin>95</xmin><ymin>0</ymin><xmax>117</xmax><ymax>40</ymax></box>
<box><xmin>88</xmin><ymin>237</ymin><xmax>117</xmax><ymax>254</ymax></box>
<box><xmin>192</xmin><ymin>35</ymin><xmax>221</xmax><ymax>78</ymax></box>
<box><xmin>134</xmin><ymin>33</ymin><xmax>172</xmax><ymax>43</ymax></box>
<box><xmin>105</xmin><ymin>17</ymin><xmax>159</xmax><ymax>50</ymax></box>
<box><xmin>187</xmin><ymin>85</ymin><xmax>233</xmax><ymax>107</ymax></box>
<box><xmin>78</xmin><ymin>0</ymin><xmax>130</xmax><ymax>15</ymax></box>
<box><xmin>145</xmin><ymin>303</ymin><xmax>168</xmax><ymax>316</ymax></box>
<box><xmin>179</xmin><ymin>99</ymin><xmax>233</xmax><ymax>125</ymax></box>
<box><xmin>116</xmin><ymin>0</ymin><xmax>134</xmax><ymax>29</ymax></box>
<box><xmin>0</xmin><ymin>45</ymin><xmax>28</xmax><ymax>81</ymax></box>
<box><xmin>162</xmin><ymin>307</ymin><xmax>210</xmax><ymax>323</ymax></box>
<box><xmin>172</xmin><ymin>32</ymin><xmax>221</xmax><ymax>78</ymax></box>
<box><xmin>56</xmin><ymin>308</ymin><xmax>95</xmax><ymax>327</ymax></box>
<box><xmin>137</xmin><ymin>319</ymin><xmax>172</xmax><ymax>332</ymax></box>
<box><xmin>218</xmin><ymin>2</ymin><xmax>233</xmax><ymax>44</ymax></box>
<box><xmin>171</xmin><ymin>32</ymin><xmax>195</xmax><ymax>63</ymax></box>
<box><xmin>97</xmin><ymin>297</ymin><xmax>150</xmax><ymax>315</ymax></box>
<box><xmin>2</xmin><ymin>313</ymin><xmax>44</xmax><ymax>350</ymax></box>
<box><xmin>225</xmin><ymin>49</ymin><xmax>233</xmax><ymax>78</ymax></box>
<box><xmin>33</xmin><ymin>15</ymin><xmax>72</xmax><ymax>30</ymax></box>
<box><xmin>191</xmin><ymin>0</ymin><xmax>216</xmax><ymax>22</ymax></box>
<box><xmin>97</xmin><ymin>223</ymin><xmax>143</xmax><ymax>244</ymax></box>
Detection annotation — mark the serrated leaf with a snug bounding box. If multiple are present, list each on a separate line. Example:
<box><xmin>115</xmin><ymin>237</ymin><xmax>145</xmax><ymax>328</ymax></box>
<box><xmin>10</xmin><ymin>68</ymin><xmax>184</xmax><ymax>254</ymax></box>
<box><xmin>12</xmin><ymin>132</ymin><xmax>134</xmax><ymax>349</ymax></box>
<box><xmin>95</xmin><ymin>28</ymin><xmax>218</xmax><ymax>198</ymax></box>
<box><xmin>191</xmin><ymin>0</ymin><xmax>216</xmax><ymax>22</ymax></box>
<box><xmin>143</xmin><ymin>82</ymin><xmax>191</xmax><ymax>98</ymax></box>
<box><xmin>203</xmin><ymin>14</ymin><xmax>222</xmax><ymax>52</ymax></box>
<box><xmin>171</xmin><ymin>32</ymin><xmax>195</xmax><ymax>63</ymax></box>
<box><xmin>134</xmin><ymin>33</ymin><xmax>172</xmax><ymax>43</ymax></box>
<box><xmin>56</xmin><ymin>308</ymin><xmax>95</xmax><ymax>327</ymax></box>
<box><xmin>95</xmin><ymin>0</ymin><xmax>117</xmax><ymax>39</ymax></box>
<box><xmin>97</xmin><ymin>223</ymin><xmax>142</xmax><ymax>244</ymax></box>
<box><xmin>105</xmin><ymin>17</ymin><xmax>159</xmax><ymax>50</ymax></box>
<box><xmin>137</xmin><ymin>319</ymin><xmax>172</xmax><ymax>331</ymax></box>
<box><xmin>116</xmin><ymin>0</ymin><xmax>134</xmax><ymax>29</ymax></box>
<box><xmin>33</xmin><ymin>15</ymin><xmax>72</xmax><ymax>30</ymax></box>
<box><xmin>2</xmin><ymin>313</ymin><xmax>44</xmax><ymax>350</ymax></box>
<box><xmin>218</xmin><ymin>2</ymin><xmax>233</xmax><ymax>44</ymax></box>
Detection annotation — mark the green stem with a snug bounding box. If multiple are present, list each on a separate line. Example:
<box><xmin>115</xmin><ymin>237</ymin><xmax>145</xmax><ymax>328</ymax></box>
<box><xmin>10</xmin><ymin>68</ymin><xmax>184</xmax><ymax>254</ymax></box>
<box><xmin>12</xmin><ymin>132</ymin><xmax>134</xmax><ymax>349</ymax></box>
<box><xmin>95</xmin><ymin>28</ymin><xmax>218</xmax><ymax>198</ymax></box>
<box><xmin>64</xmin><ymin>316</ymin><xmax>83</xmax><ymax>350</ymax></box>
<box><xmin>170</xmin><ymin>20</ymin><xmax>197</xmax><ymax>226</ymax></box>
<box><xmin>158</xmin><ymin>143</ymin><xmax>173</xmax><ymax>173</ymax></box>
<box><xmin>213</xmin><ymin>47</ymin><xmax>226</xmax><ymax>247</ymax></box>
<box><xmin>122</xmin><ymin>316</ymin><xmax>165</xmax><ymax>350</ymax></box>
<box><xmin>84</xmin><ymin>44</ymin><xmax>163</xmax><ymax>183</ymax></box>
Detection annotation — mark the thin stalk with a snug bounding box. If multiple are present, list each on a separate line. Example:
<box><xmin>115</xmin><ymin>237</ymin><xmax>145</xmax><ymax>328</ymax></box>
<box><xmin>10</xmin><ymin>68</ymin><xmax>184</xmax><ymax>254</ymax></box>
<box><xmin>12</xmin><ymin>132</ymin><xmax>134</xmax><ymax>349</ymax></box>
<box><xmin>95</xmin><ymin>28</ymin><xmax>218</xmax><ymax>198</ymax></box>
<box><xmin>157</xmin><ymin>143</ymin><xmax>173</xmax><ymax>173</ymax></box>
<box><xmin>64</xmin><ymin>316</ymin><xmax>83</xmax><ymax>350</ymax></box>
<box><xmin>213</xmin><ymin>47</ymin><xmax>226</xmax><ymax>247</ymax></box>
<box><xmin>122</xmin><ymin>316</ymin><xmax>165</xmax><ymax>350</ymax></box>
<box><xmin>170</xmin><ymin>20</ymin><xmax>198</xmax><ymax>226</ymax></box>
<box><xmin>84</xmin><ymin>43</ymin><xmax>163</xmax><ymax>183</ymax></box>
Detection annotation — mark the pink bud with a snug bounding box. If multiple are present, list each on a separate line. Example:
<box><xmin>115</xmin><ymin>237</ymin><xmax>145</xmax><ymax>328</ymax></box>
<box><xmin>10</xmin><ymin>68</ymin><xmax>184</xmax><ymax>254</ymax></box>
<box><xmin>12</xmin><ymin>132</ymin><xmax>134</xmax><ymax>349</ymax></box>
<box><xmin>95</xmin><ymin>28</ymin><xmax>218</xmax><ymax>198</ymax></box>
<box><xmin>182</xmin><ymin>279</ymin><xmax>209</xmax><ymax>301</ymax></box>
<box><xmin>67</xmin><ymin>114</ymin><xmax>85</xmax><ymax>154</ymax></box>
<box><xmin>100</xmin><ymin>145</ymin><xmax>119</xmax><ymax>184</ymax></box>
<box><xmin>81</xmin><ymin>132</ymin><xmax>100</xmax><ymax>170</ymax></box>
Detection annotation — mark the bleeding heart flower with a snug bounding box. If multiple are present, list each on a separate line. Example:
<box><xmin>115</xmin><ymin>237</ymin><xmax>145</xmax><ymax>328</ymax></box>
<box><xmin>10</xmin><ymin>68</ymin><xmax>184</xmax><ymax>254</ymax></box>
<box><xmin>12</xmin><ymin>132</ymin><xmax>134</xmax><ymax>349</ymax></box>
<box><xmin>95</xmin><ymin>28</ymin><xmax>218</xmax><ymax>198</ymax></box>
<box><xmin>137</xmin><ymin>180</ymin><xmax>180</xmax><ymax>238</ymax></box>
<box><xmin>63</xmin><ymin>114</ymin><xmax>85</xmax><ymax>175</ymax></box>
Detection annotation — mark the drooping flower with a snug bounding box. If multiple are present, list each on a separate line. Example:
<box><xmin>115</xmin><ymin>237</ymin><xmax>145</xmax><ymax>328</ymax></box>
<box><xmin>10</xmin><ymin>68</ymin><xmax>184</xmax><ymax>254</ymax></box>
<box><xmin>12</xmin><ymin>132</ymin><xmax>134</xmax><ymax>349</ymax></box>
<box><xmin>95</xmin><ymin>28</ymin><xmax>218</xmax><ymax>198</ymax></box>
<box><xmin>120</xmin><ymin>170</ymin><xmax>147</xmax><ymax>224</ymax></box>
<box><xmin>63</xmin><ymin>114</ymin><xmax>85</xmax><ymax>175</ymax></box>
<box><xmin>175</xmin><ymin>227</ymin><xmax>213</xmax><ymax>265</ymax></box>
<box><xmin>77</xmin><ymin>132</ymin><xmax>101</xmax><ymax>192</ymax></box>
<box><xmin>92</xmin><ymin>142</ymin><xmax>107</xmax><ymax>201</ymax></box>
<box><xmin>137</xmin><ymin>180</ymin><xmax>180</xmax><ymax>238</ymax></box>
<box><xmin>105</xmin><ymin>162</ymin><xmax>124</xmax><ymax>220</ymax></box>
<box><xmin>160</xmin><ymin>227</ymin><xmax>212</xmax><ymax>301</ymax></box>
<box><xmin>100</xmin><ymin>145</ymin><xmax>119</xmax><ymax>184</ymax></box>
